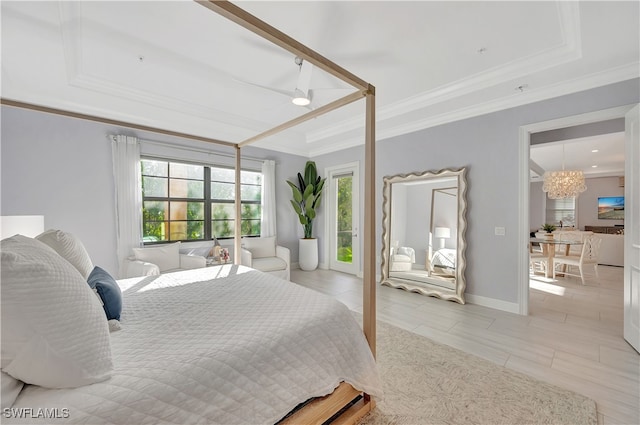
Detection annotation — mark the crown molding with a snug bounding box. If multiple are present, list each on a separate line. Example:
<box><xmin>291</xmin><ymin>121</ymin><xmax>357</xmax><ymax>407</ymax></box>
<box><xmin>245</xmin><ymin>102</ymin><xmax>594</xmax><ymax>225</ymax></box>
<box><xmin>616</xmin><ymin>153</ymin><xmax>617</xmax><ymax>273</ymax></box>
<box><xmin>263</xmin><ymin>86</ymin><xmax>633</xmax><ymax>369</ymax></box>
<box><xmin>308</xmin><ymin>136</ymin><xmax>365</xmax><ymax>158</ymax></box>
<box><xmin>250</xmin><ymin>139</ymin><xmax>312</xmax><ymax>158</ymax></box>
<box><xmin>306</xmin><ymin>1</ymin><xmax>582</xmax><ymax>145</ymax></box>
<box><xmin>379</xmin><ymin>62</ymin><xmax>640</xmax><ymax>140</ymax></box>
<box><xmin>309</xmin><ymin>62</ymin><xmax>640</xmax><ymax>157</ymax></box>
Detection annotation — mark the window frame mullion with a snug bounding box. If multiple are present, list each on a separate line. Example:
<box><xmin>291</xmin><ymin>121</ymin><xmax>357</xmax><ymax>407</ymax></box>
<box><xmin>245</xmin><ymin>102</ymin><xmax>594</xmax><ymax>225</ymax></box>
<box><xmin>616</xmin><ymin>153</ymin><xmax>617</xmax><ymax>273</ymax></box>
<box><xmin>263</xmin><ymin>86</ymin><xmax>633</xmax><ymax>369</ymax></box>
<box><xmin>204</xmin><ymin>167</ymin><xmax>212</xmax><ymax>240</ymax></box>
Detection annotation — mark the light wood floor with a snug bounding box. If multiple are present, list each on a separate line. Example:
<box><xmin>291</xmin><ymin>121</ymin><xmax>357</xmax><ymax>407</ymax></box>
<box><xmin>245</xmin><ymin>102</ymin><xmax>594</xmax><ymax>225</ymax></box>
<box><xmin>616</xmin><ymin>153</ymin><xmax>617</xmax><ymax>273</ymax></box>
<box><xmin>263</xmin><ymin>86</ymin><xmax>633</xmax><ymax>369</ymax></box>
<box><xmin>291</xmin><ymin>265</ymin><xmax>639</xmax><ymax>425</ymax></box>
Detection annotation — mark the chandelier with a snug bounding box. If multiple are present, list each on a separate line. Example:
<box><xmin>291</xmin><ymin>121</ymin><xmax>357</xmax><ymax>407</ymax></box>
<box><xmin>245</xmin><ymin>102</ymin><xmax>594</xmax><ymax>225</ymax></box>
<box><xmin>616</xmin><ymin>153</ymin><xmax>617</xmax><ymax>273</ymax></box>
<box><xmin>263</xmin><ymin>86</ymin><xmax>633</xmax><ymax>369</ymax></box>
<box><xmin>542</xmin><ymin>144</ymin><xmax>586</xmax><ymax>199</ymax></box>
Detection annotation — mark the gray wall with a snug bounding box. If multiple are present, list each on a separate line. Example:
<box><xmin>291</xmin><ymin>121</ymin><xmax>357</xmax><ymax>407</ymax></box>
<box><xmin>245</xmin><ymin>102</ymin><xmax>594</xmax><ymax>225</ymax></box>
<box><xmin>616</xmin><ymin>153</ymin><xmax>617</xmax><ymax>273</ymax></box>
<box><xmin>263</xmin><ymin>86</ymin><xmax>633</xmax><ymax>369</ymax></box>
<box><xmin>529</xmin><ymin>181</ymin><xmax>546</xmax><ymax>232</ymax></box>
<box><xmin>2</xmin><ymin>78</ymin><xmax>637</xmax><ymax>305</ymax></box>
<box><xmin>312</xmin><ymin>78</ymin><xmax>639</xmax><ymax>304</ymax></box>
<box><xmin>0</xmin><ymin>106</ymin><xmax>307</xmax><ymax>276</ymax></box>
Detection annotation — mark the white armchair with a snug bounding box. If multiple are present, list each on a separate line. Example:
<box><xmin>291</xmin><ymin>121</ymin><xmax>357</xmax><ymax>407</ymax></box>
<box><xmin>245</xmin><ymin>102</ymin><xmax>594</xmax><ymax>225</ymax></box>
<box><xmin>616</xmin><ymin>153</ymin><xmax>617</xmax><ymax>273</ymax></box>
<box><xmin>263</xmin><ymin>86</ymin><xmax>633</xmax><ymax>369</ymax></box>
<box><xmin>241</xmin><ymin>236</ymin><xmax>290</xmax><ymax>280</ymax></box>
<box><xmin>124</xmin><ymin>242</ymin><xmax>206</xmax><ymax>278</ymax></box>
<box><xmin>390</xmin><ymin>246</ymin><xmax>415</xmax><ymax>272</ymax></box>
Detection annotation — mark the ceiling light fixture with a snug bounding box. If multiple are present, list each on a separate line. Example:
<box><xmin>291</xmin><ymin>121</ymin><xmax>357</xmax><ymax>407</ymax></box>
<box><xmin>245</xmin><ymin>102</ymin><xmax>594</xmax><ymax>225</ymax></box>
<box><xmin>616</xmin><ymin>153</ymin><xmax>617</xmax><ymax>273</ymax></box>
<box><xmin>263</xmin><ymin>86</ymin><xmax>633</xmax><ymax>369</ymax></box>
<box><xmin>291</xmin><ymin>88</ymin><xmax>311</xmax><ymax>106</ymax></box>
<box><xmin>591</xmin><ymin>149</ymin><xmax>599</xmax><ymax>153</ymax></box>
<box><xmin>592</xmin><ymin>165</ymin><xmax>598</xmax><ymax>168</ymax></box>
<box><xmin>542</xmin><ymin>144</ymin><xmax>587</xmax><ymax>199</ymax></box>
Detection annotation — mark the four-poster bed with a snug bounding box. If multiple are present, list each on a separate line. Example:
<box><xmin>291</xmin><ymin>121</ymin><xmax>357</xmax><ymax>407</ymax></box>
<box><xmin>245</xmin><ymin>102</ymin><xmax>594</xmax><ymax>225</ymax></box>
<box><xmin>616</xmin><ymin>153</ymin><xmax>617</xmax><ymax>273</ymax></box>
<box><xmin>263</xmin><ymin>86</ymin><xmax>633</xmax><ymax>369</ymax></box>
<box><xmin>1</xmin><ymin>1</ymin><xmax>377</xmax><ymax>423</ymax></box>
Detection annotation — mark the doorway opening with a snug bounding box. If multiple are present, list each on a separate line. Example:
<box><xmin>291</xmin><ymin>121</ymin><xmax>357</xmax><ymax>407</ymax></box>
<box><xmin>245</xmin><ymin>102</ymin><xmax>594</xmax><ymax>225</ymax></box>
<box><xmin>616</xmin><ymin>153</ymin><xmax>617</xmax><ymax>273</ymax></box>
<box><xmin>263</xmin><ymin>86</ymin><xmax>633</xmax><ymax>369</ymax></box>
<box><xmin>519</xmin><ymin>105</ymin><xmax>634</xmax><ymax>315</ymax></box>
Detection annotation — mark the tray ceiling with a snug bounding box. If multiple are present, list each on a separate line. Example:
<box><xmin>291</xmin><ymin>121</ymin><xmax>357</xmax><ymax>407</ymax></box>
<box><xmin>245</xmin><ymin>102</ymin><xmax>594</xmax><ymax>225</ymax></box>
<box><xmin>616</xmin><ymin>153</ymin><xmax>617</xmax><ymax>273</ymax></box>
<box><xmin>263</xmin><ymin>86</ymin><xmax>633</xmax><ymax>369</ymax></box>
<box><xmin>1</xmin><ymin>1</ymin><xmax>638</xmax><ymax>156</ymax></box>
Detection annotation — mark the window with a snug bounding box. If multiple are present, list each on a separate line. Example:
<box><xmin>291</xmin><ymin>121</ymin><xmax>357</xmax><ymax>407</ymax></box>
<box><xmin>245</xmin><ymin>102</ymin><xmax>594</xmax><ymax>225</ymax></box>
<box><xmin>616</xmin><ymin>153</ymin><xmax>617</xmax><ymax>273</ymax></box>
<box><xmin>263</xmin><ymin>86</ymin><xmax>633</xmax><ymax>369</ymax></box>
<box><xmin>141</xmin><ymin>159</ymin><xmax>262</xmax><ymax>243</ymax></box>
<box><xmin>545</xmin><ymin>197</ymin><xmax>576</xmax><ymax>227</ymax></box>
<box><xmin>210</xmin><ymin>167</ymin><xmax>262</xmax><ymax>239</ymax></box>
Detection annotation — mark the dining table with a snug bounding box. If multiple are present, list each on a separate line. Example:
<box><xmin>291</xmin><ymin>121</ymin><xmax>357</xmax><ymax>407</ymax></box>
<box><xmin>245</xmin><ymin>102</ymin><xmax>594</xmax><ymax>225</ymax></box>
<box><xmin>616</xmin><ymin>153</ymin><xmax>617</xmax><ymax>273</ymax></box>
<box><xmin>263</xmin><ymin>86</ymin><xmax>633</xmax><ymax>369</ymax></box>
<box><xmin>530</xmin><ymin>237</ymin><xmax>584</xmax><ymax>278</ymax></box>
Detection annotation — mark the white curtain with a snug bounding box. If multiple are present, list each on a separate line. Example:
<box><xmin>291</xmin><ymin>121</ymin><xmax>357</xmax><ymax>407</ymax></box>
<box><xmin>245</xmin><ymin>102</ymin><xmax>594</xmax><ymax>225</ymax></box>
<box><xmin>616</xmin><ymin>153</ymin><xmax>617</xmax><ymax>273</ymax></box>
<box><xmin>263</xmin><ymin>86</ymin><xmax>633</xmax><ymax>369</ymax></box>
<box><xmin>261</xmin><ymin>160</ymin><xmax>277</xmax><ymax>238</ymax></box>
<box><xmin>111</xmin><ymin>135</ymin><xmax>142</xmax><ymax>278</ymax></box>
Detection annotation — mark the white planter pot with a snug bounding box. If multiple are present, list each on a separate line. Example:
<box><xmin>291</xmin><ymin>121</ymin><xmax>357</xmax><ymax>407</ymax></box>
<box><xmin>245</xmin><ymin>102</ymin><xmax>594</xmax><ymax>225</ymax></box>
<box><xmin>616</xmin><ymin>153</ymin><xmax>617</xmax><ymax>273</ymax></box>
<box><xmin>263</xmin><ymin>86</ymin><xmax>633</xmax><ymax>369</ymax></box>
<box><xmin>299</xmin><ymin>238</ymin><xmax>318</xmax><ymax>271</ymax></box>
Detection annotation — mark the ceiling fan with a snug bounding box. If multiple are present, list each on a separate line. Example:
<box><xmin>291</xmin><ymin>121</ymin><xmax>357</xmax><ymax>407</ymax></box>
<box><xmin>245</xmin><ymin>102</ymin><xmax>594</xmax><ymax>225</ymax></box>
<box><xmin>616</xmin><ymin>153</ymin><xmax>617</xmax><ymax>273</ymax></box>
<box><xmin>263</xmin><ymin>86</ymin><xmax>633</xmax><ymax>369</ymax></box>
<box><xmin>290</xmin><ymin>56</ymin><xmax>313</xmax><ymax>106</ymax></box>
<box><xmin>234</xmin><ymin>56</ymin><xmax>348</xmax><ymax>109</ymax></box>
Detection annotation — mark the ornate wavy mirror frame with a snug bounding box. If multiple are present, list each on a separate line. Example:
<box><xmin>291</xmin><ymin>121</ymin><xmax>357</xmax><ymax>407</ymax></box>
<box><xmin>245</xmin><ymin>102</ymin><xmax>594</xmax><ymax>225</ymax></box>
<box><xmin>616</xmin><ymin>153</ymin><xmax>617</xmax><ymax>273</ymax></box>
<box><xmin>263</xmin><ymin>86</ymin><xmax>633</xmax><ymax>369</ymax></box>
<box><xmin>381</xmin><ymin>167</ymin><xmax>467</xmax><ymax>304</ymax></box>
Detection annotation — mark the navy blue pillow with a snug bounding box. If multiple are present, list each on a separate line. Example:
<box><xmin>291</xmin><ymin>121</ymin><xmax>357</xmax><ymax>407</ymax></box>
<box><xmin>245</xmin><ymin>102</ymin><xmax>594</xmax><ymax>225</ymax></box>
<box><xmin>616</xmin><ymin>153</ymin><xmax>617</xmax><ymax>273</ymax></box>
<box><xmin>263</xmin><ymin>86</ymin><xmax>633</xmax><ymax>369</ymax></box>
<box><xmin>87</xmin><ymin>266</ymin><xmax>122</xmax><ymax>321</ymax></box>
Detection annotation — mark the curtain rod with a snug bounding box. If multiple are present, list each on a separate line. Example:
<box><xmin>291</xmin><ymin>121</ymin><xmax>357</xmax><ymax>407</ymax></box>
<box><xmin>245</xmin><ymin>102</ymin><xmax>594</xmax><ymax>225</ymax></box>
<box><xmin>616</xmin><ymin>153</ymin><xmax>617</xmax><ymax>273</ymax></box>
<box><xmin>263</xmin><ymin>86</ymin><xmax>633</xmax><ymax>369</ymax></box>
<box><xmin>107</xmin><ymin>135</ymin><xmax>268</xmax><ymax>164</ymax></box>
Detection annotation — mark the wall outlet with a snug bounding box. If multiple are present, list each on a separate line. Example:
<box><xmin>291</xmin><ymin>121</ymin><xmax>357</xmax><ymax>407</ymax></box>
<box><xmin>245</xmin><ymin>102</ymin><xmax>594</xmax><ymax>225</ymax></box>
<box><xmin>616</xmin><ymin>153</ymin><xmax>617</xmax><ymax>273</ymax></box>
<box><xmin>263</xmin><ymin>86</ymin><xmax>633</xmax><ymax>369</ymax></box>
<box><xmin>495</xmin><ymin>227</ymin><xmax>506</xmax><ymax>236</ymax></box>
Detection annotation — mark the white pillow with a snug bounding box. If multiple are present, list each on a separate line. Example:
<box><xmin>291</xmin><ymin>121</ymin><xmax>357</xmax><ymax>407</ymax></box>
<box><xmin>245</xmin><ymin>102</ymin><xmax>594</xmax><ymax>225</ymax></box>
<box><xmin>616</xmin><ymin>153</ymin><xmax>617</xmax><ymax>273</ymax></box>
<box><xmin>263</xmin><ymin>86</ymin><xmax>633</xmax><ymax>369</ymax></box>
<box><xmin>242</xmin><ymin>236</ymin><xmax>276</xmax><ymax>258</ymax></box>
<box><xmin>36</xmin><ymin>229</ymin><xmax>94</xmax><ymax>279</ymax></box>
<box><xmin>179</xmin><ymin>242</ymin><xmax>213</xmax><ymax>258</ymax></box>
<box><xmin>1</xmin><ymin>235</ymin><xmax>113</xmax><ymax>388</ymax></box>
<box><xmin>132</xmin><ymin>242</ymin><xmax>180</xmax><ymax>272</ymax></box>
<box><xmin>1</xmin><ymin>371</ymin><xmax>23</xmax><ymax>409</ymax></box>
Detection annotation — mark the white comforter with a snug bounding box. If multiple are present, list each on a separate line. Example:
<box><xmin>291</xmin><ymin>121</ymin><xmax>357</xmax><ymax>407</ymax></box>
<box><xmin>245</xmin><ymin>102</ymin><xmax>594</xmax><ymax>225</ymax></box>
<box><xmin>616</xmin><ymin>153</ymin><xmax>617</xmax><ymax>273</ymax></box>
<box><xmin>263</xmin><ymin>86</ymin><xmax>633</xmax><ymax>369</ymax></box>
<box><xmin>9</xmin><ymin>265</ymin><xmax>382</xmax><ymax>424</ymax></box>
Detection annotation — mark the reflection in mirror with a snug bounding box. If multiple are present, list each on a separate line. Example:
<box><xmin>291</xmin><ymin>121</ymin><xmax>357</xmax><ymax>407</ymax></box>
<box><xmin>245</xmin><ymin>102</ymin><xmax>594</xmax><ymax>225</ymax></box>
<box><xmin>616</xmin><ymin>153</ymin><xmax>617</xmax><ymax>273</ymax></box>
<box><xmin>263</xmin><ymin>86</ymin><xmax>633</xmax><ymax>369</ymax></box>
<box><xmin>381</xmin><ymin>168</ymin><xmax>467</xmax><ymax>304</ymax></box>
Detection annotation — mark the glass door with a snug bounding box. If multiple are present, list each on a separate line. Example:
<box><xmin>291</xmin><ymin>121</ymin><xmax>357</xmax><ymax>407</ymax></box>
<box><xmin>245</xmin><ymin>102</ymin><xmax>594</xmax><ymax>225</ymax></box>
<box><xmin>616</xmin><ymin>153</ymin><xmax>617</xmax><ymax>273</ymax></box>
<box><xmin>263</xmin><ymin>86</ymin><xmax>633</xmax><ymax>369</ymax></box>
<box><xmin>327</xmin><ymin>163</ymin><xmax>359</xmax><ymax>275</ymax></box>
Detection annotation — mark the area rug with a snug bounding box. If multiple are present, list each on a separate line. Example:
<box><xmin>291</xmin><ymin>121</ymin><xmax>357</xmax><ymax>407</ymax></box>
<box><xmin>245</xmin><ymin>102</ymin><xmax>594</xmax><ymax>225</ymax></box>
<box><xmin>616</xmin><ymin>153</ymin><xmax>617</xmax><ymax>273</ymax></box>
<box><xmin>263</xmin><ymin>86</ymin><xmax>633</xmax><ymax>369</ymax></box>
<box><xmin>357</xmin><ymin>319</ymin><xmax>597</xmax><ymax>425</ymax></box>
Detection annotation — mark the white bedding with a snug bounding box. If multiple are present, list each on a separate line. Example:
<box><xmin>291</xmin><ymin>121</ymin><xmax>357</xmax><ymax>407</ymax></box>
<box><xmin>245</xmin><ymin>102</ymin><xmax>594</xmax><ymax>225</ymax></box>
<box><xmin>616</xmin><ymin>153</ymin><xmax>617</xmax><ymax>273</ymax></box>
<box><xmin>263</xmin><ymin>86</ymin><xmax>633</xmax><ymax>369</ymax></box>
<box><xmin>8</xmin><ymin>265</ymin><xmax>382</xmax><ymax>424</ymax></box>
<box><xmin>431</xmin><ymin>248</ymin><xmax>456</xmax><ymax>271</ymax></box>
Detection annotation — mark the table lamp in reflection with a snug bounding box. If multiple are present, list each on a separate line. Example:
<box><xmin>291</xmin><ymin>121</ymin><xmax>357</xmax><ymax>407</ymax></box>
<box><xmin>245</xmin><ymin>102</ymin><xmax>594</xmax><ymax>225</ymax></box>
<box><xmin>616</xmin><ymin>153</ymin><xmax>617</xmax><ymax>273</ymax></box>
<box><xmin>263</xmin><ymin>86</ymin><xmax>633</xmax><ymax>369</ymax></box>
<box><xmin>434</xmin><ymin>227</ymin><xmax>450</xmax><ymax>249</ymax></box>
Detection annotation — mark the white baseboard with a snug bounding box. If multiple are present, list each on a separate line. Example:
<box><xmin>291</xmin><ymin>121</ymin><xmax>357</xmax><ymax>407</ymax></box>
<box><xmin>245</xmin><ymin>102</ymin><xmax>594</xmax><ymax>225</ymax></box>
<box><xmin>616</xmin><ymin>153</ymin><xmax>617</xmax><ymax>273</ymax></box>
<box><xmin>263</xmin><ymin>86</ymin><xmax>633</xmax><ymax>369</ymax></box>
<box><xmin>288</xmin><ymin>263</ymin><xmax>519</xmax><ymax>313</ymax></box>
<box><xmin>465</xmin><ymin>293</ymin><xmax>520</xmax><ymax>314</ymax></box>
<box><xmin>291</xmin><ymin>262</ymin><xmax>328</xmax><ymax>271</ymax></box>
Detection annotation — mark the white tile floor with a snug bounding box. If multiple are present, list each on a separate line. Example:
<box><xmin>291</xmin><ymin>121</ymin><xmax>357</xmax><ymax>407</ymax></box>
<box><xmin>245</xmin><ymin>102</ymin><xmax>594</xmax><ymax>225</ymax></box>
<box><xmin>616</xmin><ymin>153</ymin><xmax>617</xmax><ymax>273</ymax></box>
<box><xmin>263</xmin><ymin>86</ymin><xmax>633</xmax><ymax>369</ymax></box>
<box><xmin>291</xmin><ymin>265</ymin><xmax>639</xmax><ymax>425</ymax></box>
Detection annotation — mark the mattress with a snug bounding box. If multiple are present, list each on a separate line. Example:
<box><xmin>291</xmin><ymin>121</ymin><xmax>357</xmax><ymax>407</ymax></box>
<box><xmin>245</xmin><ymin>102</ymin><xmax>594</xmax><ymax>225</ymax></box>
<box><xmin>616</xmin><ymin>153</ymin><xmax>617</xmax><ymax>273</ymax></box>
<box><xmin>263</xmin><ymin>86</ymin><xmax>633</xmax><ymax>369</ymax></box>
<box><xmin>7</xmin><ymin>265</ymin><xmax>382</xmax><ymax>424</ymax></box>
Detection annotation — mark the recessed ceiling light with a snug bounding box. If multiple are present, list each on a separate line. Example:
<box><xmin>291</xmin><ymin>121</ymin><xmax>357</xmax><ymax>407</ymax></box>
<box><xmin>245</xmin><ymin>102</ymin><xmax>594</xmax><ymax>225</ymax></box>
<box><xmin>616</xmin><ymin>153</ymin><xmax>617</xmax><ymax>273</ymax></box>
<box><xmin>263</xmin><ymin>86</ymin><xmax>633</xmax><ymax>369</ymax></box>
<box><xmin>591</xmin><ymin>149</ymin><xmax>599</xmax><ymax>153</ymax></box>
<box><xmin>592</xmin><ymin>165</ymin><xmax>598</xmax><ymax>168</ymax></box>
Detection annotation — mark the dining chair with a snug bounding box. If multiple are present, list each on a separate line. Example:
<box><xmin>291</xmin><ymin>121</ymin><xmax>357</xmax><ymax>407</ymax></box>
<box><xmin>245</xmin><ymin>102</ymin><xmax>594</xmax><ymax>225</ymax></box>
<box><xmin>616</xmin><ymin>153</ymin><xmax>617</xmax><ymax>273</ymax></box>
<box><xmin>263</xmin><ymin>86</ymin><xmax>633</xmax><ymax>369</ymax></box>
<box><xmin>556</xmin><ymin>230</ymin><xmax>592</xmax><ymax>255</ymax></box>
<box><xmin>553</xmin><ymin>235</ymin><xmax>602</xmax><ymax>285</ymax></box>
<box><xmin>529</xmin><ymin>241</ymin><xmax>549</xmax><ymax>274</ymax></box>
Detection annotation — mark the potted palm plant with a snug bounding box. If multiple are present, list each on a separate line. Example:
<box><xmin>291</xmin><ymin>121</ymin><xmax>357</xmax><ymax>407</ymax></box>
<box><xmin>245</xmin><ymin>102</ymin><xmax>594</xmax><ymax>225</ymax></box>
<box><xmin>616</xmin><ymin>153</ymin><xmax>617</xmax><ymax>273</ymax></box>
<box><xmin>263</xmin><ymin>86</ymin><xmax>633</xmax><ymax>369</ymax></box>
<box><xmin>542</xmin><ymin>223</ymin><xmax>556</xmax><ymax>239</ymax></box>
<box><xmin>287</xmin><ymin>161</ymin><xmax>326</xmax><ymax>271</ymax></box>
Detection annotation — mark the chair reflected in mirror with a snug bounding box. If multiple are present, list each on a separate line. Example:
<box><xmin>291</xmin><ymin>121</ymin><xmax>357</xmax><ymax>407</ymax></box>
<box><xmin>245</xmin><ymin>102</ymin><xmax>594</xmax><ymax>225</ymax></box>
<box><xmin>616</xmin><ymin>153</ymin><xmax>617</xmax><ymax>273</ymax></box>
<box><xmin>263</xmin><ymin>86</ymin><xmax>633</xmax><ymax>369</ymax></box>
<box><xmin>390</xmin><ymin>243</ymin><xmax>415</xmax><ymax>272</ymax></box>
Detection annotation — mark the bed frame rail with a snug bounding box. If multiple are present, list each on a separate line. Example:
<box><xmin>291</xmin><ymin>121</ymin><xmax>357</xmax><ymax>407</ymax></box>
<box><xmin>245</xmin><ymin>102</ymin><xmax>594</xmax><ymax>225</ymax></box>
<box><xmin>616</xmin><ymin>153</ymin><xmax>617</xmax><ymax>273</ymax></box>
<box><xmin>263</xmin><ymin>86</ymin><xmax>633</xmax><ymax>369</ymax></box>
<box><xmin>279</xmin><ymin>383</ymin><xmax>374</xmax><ymax>425</ymax></box>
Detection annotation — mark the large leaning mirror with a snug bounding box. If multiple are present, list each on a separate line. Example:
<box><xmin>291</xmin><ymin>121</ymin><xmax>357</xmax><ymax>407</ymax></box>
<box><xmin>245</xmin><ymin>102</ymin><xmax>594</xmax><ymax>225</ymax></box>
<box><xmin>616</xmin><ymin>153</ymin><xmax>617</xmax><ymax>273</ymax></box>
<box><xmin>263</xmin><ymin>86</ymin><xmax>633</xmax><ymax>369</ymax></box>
<box><xmin>381</xmin><ymin>168</ymin><xmax>467</xmax><ymax>304</ymax></box>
